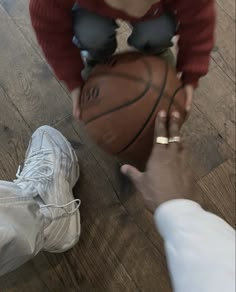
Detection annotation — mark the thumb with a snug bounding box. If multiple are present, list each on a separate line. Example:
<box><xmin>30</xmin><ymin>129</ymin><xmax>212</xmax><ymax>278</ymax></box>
<box><xmin>185</xmin><ymin>85</ymin><xmax>193</xmax><ymax>112</ymax></box>
<box><xmin>72</xmin><ymin>97</ymin><xmax>81</xmax><ymax>120</ymax></box>
<box><xmin>73</xmin><ymin>106</ymin><xmax>80</xmax><ymax>120</ymax></box>
<box><xmin>121</xmin><ymin>164</ymin><xmax>142</xmax><ymax>186</ymax></box>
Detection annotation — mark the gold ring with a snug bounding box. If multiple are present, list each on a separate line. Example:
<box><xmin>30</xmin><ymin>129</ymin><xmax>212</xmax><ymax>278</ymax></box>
<box><xmin>156</xmin><ymin>137</ymin><xmax>169</xmax><ymax>145</ymax></box>
<box><xmin>168</xmin><ymin>136</ymin><xmax>181</xmax><ymax>143</ymax></box>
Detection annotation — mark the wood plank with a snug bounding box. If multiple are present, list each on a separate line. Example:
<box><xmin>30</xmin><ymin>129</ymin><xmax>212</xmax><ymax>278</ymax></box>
<box><xmin>181</xmin><ymin>105</ymin><xmax>233</xmax><ymax>179</ymax></box>
<box><xmin>0</xmin><ymin>253</ymin><xmax>76</xmax><ymax>292</ymax></box>
<box><xmin>75</xmin><ymin>206</ymin><xmax>171</xmax><ymax>292</ymax></box>
<box><xmin>0</xmin><ymin>0</ymin><xmax>43</xmax><ymax>56</ymax></box>
<box><xmin>216</xmin><ymin>0</ymin><xmax>235</xmax><ymax>20</ymax></box>
<box><xmin>0</xmin><ymin>0</ymin><xmax>70</xmax><ymax>95</ymax></box>
<box><xmin>211</xmin><ymin>2</ymin><xmax>236</xmax><ymax>82</ymax></box>
<box><xmin>194</xmin><ymin>59</ymin><xmax>235</xmax><ymax>150</ymax></box>
<box><xmin>0</xmin><ymin>6</ymin><xmax>71</xmax><ymax>129</ymax></box>
<box><xmin>0</xmin><ymin>259</ymin><xmax>50</xmax><ymax>292</ymax></box>
<box><xmin>198</xmin><ymin>159</ymin><xmax>236</xmax><ymax>227</ymax></box>
<box><xmin>1</xmin><ymin>250</ymin><xmax>95</xmax><ymax>292</ymax></box>
<box><xmin>0</xmin><ymin>87</ymin><xmax>31</xmax><ymax>180</ymax></box>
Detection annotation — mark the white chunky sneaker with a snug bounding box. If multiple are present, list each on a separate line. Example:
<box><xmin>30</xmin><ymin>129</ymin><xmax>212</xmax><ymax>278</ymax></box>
<box><xmin>14</xmin><ymin>126</ymin><xmax>81</xmax><ymax>253</ymax></box>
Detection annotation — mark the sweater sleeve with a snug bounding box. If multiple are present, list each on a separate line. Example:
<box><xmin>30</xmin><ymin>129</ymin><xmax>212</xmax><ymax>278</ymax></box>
<box><xmin>154</xmin><ymin>199</ymin><xmax>235</xmax><ymax>292</ymax></box>
<box><xmin>29</xmin><ymin>0</ymin><xmax>84</xmax><ymax>91</ymax></box>
<box><xmin>173</xmin><ymin>0</ymin><xmax>216</xmax><ymax>87</ymax></box>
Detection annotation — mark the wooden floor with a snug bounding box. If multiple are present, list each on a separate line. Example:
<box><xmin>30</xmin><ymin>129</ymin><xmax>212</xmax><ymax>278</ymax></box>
<box><xmin>0</xmin><ymin>0</ymin><xmax>235</xmax><ymax>291</ymax></box>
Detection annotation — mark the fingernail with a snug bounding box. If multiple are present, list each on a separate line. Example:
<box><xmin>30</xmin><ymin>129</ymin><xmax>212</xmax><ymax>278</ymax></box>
<box><xmin>121</xmin><ymin>165</ymin><xmax>128</xmax><ymax>174</ymax></box>
<box><xmin>186</xmin><ymin>105</ymin><xmax>191</xmax><ymax>112</ymax></box>
<box><xmin>171</xmin><ymin>111</ymin><xmax>180</xmax><ymax>119</ymax></box>
<box><xmin>158</xmin><ymin>111</ymin><xmax>167</xmax><ymax>118</ymax></box>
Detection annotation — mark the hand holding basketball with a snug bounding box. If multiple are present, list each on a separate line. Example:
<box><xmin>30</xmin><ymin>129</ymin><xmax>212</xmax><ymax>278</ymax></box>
<box><xmin>81</xmin><ymin>52</ymin><xmax>187</xmax><ymax>169</ymax></box>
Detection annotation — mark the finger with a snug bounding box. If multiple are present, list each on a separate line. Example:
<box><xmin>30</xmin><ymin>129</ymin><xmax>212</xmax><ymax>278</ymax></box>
<box><xmin>185</xmin><ymin>96</ymin><xmax>192</xmax><ymax>112</ymax></box>
<box><xmin>73</xmin><ymin>108</ymin><xmax>81</xmax><ymax>120</ymax></box>
<box><xmin>154</xmin><ymin>111</ymin><xmax>168</xmax><ymax>146</ymax></box>
<box><xmin>185</xmin><ymin>85</ymin><xmax>193</xmax><ymax>112</ymax></box>
<box><xmin>168</xmin><ymin>111</ymin><xmax>181</xmax><ymax>152</ymax></box>
<box><xmin>177</xmin><ymin>72</ymin><xmax>182</xmax><ymax>80</ymax></box>
<box><xmin>72</xmin><ymin>95</ymin><xmax>81</xmax><ymax>120</ymax></box>
<box><xmin>121</xmin><ymin>164</ymin><xmax>142</xmax><ymax>186</ymax></box>
<box><xmin>73</xmin><ymin>104</ymin><xmax>80</xmax><ymax>120</ymax></box>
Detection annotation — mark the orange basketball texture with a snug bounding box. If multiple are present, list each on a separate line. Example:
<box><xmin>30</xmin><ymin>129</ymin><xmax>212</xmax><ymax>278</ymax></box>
<box><xmin>80</xmin><ymin>52</ymin><xmax>187</xmax><ymax>169</ymax></box>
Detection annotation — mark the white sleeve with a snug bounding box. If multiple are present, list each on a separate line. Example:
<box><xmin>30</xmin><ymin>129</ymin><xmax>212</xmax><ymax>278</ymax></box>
<box><xmin>154</xmin><ymin>199</ymin><xmax>235</xmax><ymax>292</ymax></box>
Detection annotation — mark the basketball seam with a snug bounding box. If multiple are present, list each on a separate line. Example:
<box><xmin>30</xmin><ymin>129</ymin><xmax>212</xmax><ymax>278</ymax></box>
<box><xmin>88</xmin><ymin>71</ymin><xmax>147</xmax><ymax>84</ymax></box>
<box><xmin>84</xmin><ymin>58</ymin><xmax>153</xmax><ymax>125</ymax></box>
<box><xmin>87</xmin><ymin>54</ymin><xmax>158</xmax><ymax>85</ymax></box>
<box><xmin>118</xmin><ymin>84</ymin><xmax>184</xmax><ymax>155</ymax></box>
<box><xmin>167</xmin><ymin>85</ymin><xmax>185</xmax><ymax>115</ymax></box>
<box><xmin>117</xmin><ymin>61</ymin><xmax>169</xmax><ymax>155</ymax></box>
<box><xmin>86</xmin><ymin>62</ymin><xmax>180</xmax><ymax>106</ymax></box>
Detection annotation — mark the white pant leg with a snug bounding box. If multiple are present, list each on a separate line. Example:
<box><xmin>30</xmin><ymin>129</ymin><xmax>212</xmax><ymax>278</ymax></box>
<box><xmin>0</xmin><ymin>181</ymin><xmax>45</xmax><ymax>276</ymax></box>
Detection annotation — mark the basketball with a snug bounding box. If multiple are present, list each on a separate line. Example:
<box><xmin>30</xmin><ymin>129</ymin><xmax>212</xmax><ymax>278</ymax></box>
<box><xmin>80</xmin><ymin>52</ymin><xmax>187</xmax><ymax>169</ymax></box>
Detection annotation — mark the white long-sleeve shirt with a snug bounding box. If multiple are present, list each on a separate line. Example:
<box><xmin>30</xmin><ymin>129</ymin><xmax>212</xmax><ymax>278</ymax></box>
<box><xmin>155</xmin><ymin>199</ymin><xmax>236</xmax><ymax>292</ymax></box>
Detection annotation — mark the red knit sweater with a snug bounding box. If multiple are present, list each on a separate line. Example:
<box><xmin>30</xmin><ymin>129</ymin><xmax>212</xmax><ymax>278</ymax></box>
<box><xmin>30</xmin><ymin>0</ymin><xmax>215</xmax><ymax>91</ymax></box>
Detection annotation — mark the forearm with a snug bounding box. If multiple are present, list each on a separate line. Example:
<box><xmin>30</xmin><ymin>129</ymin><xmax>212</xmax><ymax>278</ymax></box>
<box><xmin>174</xmin><ymin>0</ymin><xmax>216</xmax><ymax>87</ymax></box>
<box><xmin>155</xmin><ymin>199</ymin><xmax>235</xmax><ymax>292</ymax></box>
<box><xmin>30</xmin><ymin>0</ymin><xmax>83</xmax><ymax>90</ymax></box>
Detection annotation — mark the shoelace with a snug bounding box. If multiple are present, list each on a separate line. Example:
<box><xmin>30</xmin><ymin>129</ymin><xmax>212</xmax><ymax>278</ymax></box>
<box><xmin>15</xmin><ymin>149</ymin><xmax>81</xmax><ymax>216</ymax></box>
<box><xmin>40</xmin><ymin>199</ymin><xmax>81</xmax><ymax>215</ymax></box>
<box><xmin>15</xmin><ymin>149</ymin><xmax>54</xmax><ymax>184</ymax></box>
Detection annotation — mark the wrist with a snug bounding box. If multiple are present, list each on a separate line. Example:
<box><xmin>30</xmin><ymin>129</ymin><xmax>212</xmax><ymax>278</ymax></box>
<box><xmin>154</xmin><ymin>199</ymin><xmax>201</xmax><ymax>235</ymax></box>
<box><xmin>145</xmin><ymin>191</ymin><xmax>189</xmax><ymax>213</ymax></box>
<box><xmin>155</xmin><ymin>193</ymin><xmax>188</xmax><ymax>210</ymax></box>
<box><xmin>67</xmin><ymin>78</ymin><xmax>83</xmax><ymax>92</ymax></box>
<box><xmin>71</xmin><ymin>87</ymin><xmax>81</xmax><ymax>95</ymax></box>
<box><xmin>181</xmin><ymin>73</ymin><xmax>200</xmax><ymax>89</ymax></box>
